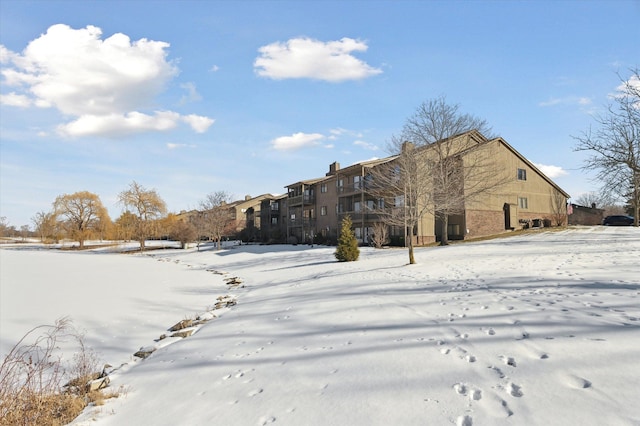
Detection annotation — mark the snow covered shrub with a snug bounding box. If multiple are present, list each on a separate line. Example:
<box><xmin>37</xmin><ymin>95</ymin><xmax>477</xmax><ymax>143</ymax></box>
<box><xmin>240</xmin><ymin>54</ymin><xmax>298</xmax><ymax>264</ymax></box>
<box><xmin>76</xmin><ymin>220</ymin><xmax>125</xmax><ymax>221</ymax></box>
<box><xmin>335</xmin><ymin>215</ymin><xmax>360</xmax><ymax>262</ymax></box>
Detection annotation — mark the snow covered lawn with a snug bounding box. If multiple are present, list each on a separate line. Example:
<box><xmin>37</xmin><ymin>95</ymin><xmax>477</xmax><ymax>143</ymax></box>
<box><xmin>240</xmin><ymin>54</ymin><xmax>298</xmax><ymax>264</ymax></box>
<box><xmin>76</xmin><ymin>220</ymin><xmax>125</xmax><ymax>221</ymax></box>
<box><xmin>1</xmin><ymin>227</ymin><xmax>639</xmax><ymax>425</ymax></box>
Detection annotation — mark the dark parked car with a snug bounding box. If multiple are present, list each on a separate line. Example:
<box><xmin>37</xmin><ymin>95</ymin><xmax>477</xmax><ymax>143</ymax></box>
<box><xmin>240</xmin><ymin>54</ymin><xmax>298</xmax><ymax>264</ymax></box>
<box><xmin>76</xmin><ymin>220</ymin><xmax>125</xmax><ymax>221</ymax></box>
<box><xmin>602</xmin><ymin>215</ymin><xmax>634</xmax><ymax>226</ymax></box>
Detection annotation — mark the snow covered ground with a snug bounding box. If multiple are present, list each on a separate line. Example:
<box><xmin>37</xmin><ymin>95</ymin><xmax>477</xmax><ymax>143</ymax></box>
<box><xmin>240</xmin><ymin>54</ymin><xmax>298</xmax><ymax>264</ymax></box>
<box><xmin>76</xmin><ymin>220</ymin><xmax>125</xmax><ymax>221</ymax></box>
<box><xmin>1</xmin><ymin>227</ymin><xmax>639</xmax><ymax>426</ymax></box>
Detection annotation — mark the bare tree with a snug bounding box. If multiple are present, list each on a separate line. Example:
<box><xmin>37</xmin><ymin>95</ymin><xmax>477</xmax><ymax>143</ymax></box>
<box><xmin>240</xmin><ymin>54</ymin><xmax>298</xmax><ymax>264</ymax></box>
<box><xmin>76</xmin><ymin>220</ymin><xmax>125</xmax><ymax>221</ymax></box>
<box><xmin>196</xmin><ymin>191</ymin><xmax>235</xmax><ymax>250</ymax></box>
<box><xmin>32</xmin><ymin>211</ymin><xmax>57</xmax><ymax>243</ymax></box>
<box><xmin>370</xmin><ymin>222</ymin><xmax>390</xmax><ymax>249</ymax></box>
<box><xmin>389</xmin><ymin>96</ymin><xmax>505</xmax><ymax>245</ymax></box>
<box><xmin>368</xmin><ymin>143</ymin><xmax>434</xmax><ymax>264</ymax></box>
<box><xmin>550</xmin><ymin>190</ymin><xmax>568</xmax><ymax>227</ymax></box>
<box><xmin>574</xmin><ymin>191</ymin><xmax>611</xmax><ymax>208</ymax></box>
<box><xmin>118</xmin><ymin>181</ymin><xmax>167</xmax><ymax>250</ymax></box>
<box><xmin>53</xmin><ymin>191</ymin><xmax>110</xmax><ymax>248</ymax></box>
<box><xmin>0</xmin><ymin>216</ymin><xmax>9</xmax><ymax>237</ymax></box>
<box><xmin>574</xmin><ymin>68</ymin><xmax>640</xmax><ymax>226</ymax></box>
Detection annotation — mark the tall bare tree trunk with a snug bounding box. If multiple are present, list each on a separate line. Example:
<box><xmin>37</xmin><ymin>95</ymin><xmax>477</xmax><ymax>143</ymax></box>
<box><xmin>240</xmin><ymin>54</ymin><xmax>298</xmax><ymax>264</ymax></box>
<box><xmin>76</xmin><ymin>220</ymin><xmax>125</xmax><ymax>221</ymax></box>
<box><xmin>440</xmin><ymin>215</ymin><xmax>449</xmax><ymax>246</ymax></box>
<box><xmin>408</xmin><ymin>228</ymin><xmax>416</xmax><ymax>264</ymax></box>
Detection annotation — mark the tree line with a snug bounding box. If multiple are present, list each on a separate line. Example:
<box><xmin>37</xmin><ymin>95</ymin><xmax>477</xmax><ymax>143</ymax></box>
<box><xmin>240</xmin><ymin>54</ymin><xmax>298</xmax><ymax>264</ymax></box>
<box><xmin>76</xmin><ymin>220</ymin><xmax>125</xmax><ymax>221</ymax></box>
<box><xmin>0</xmin><ymin>182</ymin><xmax>238</xmax><ymax>252</ymax></box>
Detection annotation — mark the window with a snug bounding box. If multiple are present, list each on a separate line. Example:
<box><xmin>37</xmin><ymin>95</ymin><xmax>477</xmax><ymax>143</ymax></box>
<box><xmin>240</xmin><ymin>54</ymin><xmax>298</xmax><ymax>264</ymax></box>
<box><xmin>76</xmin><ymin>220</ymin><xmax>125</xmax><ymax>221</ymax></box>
<box><xmin>395</xmin><ymin>195</ymin><xmax>405</xmax><ymax>207</ymax></box>
<box><xmin>517</xmin><ymin>168</ymin><xmax>527</xmax><ymax>181</ymax></box>
<box><xmin>518</xmin><ymin>197</ymin><xmax>528</xmax><ymax>209</ymax></box>
<box><xmin>321</xmin><ymin>183</ymin><xmax>327</xmax><ymax>193</ymax></box>
<box><xmin>354</xmin><ymin>201</ymin><xmax>361</xmax><ymax>212</ymax></box>
<box><xmin>354</xmin><ymin>176</ymin><xmax>362</xmax><ymax>189</ymax></box>
<box><xmin>271</xmin><ymin>217</ymin><xmax>278</xmax><ymax>225</ymax></box>
<box><xmin>321</xmin><ymin>206</ymin><xmax>327</xmax><ymax>216</ymax></box>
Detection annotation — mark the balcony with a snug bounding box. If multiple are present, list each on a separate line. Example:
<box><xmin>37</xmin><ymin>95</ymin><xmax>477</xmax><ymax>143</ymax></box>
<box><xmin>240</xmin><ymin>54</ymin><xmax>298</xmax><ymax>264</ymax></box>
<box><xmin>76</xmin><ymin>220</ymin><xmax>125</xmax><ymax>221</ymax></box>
<box><xmin>288</xmin><ymin>218</ymin><xmax>316</xmax><ymax>228</ymax></box>
<box><xmin>288</xmin><ymin>194</ymin><xmax>315</xmax><ymax>206</ymax></box>
<box><xmin>338</xmin><ymin>210</ymin><xmax>384</xmax><ymax>223</ymax></box>
<box><xmin>337</xmin><ymin>182</ymin><xmax>367</xmax><ymax>195</ymax></box>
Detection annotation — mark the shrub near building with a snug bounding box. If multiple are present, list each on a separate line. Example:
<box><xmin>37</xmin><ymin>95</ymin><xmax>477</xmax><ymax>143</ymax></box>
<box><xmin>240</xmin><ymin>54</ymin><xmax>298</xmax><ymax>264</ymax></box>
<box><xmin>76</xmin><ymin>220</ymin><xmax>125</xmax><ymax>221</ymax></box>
<box><xmin>335</xmin><ymin>215</ymin><xmax>360</xmax><ymax>262</ymax></box>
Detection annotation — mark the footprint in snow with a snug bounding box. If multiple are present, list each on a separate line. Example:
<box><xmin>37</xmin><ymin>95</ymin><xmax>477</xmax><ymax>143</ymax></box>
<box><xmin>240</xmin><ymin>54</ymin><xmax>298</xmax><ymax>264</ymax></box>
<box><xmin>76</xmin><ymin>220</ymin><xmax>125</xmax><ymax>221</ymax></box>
<box><xmin>506</xmin><ymin>382</ymin><xmax>523</xmax><ymax>397</ymax></box>
<box><xmin>453</xmin><ymin>383</ymin><xmax>467</xmax><ymax>395</ymax></box>
<box><xmin>258</xmin><ymin>415</ymin><xmax>276</xmax><ymax>425</ymax></box>
<box><xmin>488</xmin><ymin>365</ymin><xmax>505</xmax><ymax>379</ymax></box>
<box><xmin>565</xmin><ymin>374</ymin><xmax>592</xmax><ymax>389</ymax></box>
<box><xmin>457</xmin><ymin>415</ymin><xmax>473</xmax><ymax>426</ymax></box>
<box><xmin>501</xmin><ymin>356</ymin><xmax>517</xmax><ymax>367</ymax></box>
<box><xmin>249</xmin><ymin>388</ymin><xmax>263</xmax><ymax>397</ymax></box>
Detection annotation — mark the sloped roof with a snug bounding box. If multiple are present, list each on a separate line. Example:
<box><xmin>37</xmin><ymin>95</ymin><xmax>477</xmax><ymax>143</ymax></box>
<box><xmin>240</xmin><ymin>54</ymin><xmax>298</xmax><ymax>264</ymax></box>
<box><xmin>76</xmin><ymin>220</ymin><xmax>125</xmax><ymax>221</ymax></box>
<box><xmin>284</xmin><ymin>176</ymin><xmax>329</xmax><ymax>189</ymax></box>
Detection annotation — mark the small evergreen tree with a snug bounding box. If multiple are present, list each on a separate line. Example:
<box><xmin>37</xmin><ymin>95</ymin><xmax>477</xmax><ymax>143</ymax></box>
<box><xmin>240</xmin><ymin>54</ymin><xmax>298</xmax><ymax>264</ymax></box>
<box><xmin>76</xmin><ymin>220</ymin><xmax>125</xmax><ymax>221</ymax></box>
<box><xmin>335</xmin><ymin>215</ymin><xmax>360</xmax><ymax>262</ymax></box>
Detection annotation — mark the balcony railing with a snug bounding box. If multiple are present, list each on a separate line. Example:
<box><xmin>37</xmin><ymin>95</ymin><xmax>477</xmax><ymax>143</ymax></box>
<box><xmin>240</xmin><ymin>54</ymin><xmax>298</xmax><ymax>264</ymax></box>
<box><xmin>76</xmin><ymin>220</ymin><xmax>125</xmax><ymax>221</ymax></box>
<box><xmin>288</xmin><ymin>194</ymin><xmax>315</xmax><ymax>206</ymax></box>
<box><xmin>337</xmin><ymin>211</ymin><xmax>384</xmax><ymax>223</ymax></box>
<box><xmin>288</xmin><ymin>218</ymin><xmax>316</xmax><ymax>228</ymax></box>
<box><xmin>337</xmin><ymin>182</ymin><xmax>369</xmax><ymax>195</ymax></box>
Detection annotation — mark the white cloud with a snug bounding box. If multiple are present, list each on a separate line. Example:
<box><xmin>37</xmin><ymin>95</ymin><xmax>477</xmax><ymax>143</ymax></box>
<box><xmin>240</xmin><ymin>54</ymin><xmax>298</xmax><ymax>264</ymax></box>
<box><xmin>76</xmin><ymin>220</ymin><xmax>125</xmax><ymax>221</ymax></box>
<box><xmin>1</xmin><ymin>24</ymin><xmax>214</xmax><ymax>137</ymax></box>
<box><xmin>538</xmin><ymin>96</ymin><xmax>592</xmax><ymax>107</ymax></box>
<box><xmin>616</xmin><ymin>73</ymin><xmax>640</xmax><ymax>100</ymax></box>
<box><xmin>271</xmin><ymin>132</ymin><xmax>325</xmax><ymax>151</ymax></box>
<box><xmin>179</xmin><ymin>82</ymin><xmax>202</xmax><ymax>104</ymax></box>
<box><xmin>57</xmin><ymin>111</ymin><xmax>181</xmax><ymax>137</ymax></box>
<box><xmin>534</xmin><ymin>163</ymin><xmax>568</xmax><ymax>179</ymax></box>
<box><xmin>181</xmin><ymin>114</ymin><xmax>214</xmax><ymax>133</ymax></box>
<box><xmin>0</xmin><ymin>92</ymin><xmax>31</xmax><ymax>107</ymax></box>
<box><xmin>254</xmin><ymin>37</ymin><xmax>382</xmax><ymax>82</ymax></box>
<box><xmin>354</xmin><ymin>140</ymin><xmax>379</xmax><ymax>151</ymax></box>
<box><xmin>167</xmin><ymin>142</ymin><xmax>196</xmax><ymax>149</ymax></box>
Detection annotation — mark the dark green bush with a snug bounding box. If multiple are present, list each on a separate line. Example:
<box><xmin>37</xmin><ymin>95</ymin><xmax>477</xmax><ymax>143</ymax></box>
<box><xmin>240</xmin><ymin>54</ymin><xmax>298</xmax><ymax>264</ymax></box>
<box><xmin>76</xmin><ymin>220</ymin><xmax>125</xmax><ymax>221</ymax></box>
<box><xmin>335</xmin><ymin>215</ymin><xmax>360</xmax><ymax>262</ymax></box>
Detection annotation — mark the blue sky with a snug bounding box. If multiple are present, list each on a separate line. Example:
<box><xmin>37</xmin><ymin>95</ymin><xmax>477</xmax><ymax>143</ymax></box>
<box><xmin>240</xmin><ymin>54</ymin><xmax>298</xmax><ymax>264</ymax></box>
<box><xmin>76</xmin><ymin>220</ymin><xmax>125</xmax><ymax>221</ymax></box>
<box><xmin>1</xmin><ymin>0</ymin><xmax>638</xmax><ymax>227</ymax></box>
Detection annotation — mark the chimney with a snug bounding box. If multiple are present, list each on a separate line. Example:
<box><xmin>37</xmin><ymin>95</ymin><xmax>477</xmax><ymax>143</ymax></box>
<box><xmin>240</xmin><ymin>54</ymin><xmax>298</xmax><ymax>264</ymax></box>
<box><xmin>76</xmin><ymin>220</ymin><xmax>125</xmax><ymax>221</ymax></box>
<box><xmin>245</xmin><ymin>195</ymin><xmax>251</xmax><ymax>201</ymax></box>
<box><xmin>402</xmin><ymin>141</ymin><xmax>415</xmax><ymax>153</ymax></box>
<box><xmin>327</xmin><ymin>161</ymin><xmax>340</xmax><ymax>176</ymax></box>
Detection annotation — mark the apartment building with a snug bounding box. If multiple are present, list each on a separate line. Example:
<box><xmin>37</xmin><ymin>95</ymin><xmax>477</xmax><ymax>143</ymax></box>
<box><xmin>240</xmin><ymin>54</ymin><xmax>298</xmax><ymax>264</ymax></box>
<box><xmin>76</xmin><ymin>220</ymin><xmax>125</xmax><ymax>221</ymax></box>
<box><xmin>279</xmin><ymin>130</ymin><xmax>570</xmax><ymax>245</ymax></box>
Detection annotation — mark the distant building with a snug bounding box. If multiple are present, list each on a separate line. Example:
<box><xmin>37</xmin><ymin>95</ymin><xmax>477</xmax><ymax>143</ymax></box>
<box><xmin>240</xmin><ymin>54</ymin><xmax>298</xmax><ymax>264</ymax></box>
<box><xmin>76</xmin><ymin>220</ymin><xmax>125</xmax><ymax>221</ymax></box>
<box><xmin>568</xmin><ymin>203</ymin><xmax>605</xmax><ymax>226</ymax></box>
<box><xmin>282</xmin><ymin>130</ymin><xmax>570</xmax><ymax>245</ymax></box>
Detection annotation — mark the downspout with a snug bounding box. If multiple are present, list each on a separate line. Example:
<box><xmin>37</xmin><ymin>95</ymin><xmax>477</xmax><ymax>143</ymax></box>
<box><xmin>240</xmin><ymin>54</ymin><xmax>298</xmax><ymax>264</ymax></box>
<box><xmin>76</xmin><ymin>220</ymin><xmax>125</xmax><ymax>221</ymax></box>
<box><xmin>361</xmin><ymin>166</ymin><xmax>365</xmax><ymax>244</ymax></box>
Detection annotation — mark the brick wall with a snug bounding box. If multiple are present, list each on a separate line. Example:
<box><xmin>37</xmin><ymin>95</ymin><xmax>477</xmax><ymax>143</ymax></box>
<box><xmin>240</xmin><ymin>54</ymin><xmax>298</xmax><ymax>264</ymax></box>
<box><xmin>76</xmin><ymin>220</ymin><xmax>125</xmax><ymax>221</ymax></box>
<box><xmin>465</xmin><ymin>210</ymin><xmax>505</xmax><ymax>239</ymax></box>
